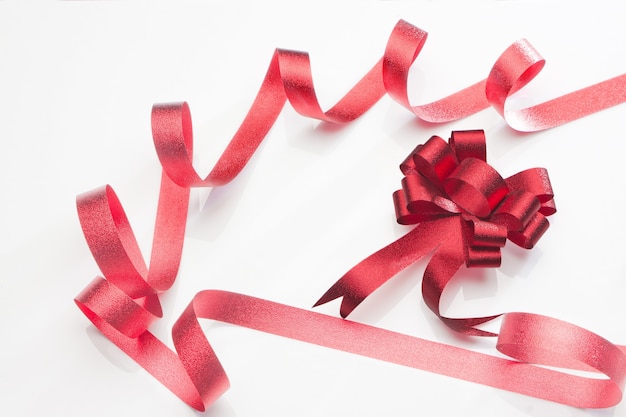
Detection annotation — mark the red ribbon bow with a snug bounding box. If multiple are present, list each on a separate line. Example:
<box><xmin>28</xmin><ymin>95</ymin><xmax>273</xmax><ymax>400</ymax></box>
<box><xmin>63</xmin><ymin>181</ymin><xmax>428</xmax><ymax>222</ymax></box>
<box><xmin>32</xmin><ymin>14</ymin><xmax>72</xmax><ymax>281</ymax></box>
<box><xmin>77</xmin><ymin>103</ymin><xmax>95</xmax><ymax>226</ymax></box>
<box><xmin>316</xmin><ymin>130</ymin><xmax>556</xmax><ymax>335</ymax></box>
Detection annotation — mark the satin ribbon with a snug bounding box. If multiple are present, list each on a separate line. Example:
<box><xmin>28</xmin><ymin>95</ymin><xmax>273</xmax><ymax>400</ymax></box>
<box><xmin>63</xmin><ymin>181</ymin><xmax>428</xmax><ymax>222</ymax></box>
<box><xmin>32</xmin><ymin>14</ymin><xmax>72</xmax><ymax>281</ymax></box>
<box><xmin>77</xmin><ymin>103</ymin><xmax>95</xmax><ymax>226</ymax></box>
<box><xmin>76</xmin><ymin>19</ymin><xmax>626</xmax><ymax>411</ymax></box>
<box><xmin>316</xmin><ymin>130</ymin><xmax>555</xmax><ymax>335</ymax></box>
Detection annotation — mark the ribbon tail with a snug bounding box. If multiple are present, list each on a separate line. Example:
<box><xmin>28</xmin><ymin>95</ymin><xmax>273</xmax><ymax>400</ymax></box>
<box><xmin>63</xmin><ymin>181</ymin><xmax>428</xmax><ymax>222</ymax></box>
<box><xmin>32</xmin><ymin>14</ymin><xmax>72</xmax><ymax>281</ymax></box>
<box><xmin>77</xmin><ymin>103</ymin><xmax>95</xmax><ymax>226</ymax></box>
<box><xmin>422</xmin><ymin>217</ymin><xmax>501</xmax><ymax>336</ymax></box>
<box><xmin>314</xmin><ymin>219</ymin><xmax>451</xmax><ymax>318</ymax></box>
<box><xmin>313</xmin><ymin>281</ymin><xmax>363</xmax><ymax>319</ymax></box>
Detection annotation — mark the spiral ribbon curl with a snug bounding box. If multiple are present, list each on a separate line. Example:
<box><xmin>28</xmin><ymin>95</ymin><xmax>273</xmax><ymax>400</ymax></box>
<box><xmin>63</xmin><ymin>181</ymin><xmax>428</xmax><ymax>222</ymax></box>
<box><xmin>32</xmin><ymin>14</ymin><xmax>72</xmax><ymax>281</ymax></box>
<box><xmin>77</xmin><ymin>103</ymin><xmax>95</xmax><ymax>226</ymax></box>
<box><xmin>316</xmin><ymin>130</ymin><xmax>555</xmax><ymax>335</ymax></box>
<box><xmin>75</xmin><ymin>19</ymin><xmax>626</xmax><ymax>412</ymax></box>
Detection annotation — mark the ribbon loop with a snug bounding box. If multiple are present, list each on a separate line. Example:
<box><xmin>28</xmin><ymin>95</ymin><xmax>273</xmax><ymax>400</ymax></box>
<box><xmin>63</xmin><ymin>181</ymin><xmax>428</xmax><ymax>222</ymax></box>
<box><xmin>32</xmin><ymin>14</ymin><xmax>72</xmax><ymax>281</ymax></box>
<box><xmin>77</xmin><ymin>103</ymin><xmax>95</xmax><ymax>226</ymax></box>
<box><xmin>449</xmin><ymin>129</ymin><xmax>487</xmax><ymax>162</ymax></box>
<box><xmin>77</xmin><ymin>186</ymin><xmax>154</xmax><ymax>299</ymax></box>
<box><xmin>76</xmin><ymin>277</ymin><xmax>160</xmax><ymax>338</ymax></box>
<box><xmin>400</xmin><ymin>146</ymin><xmax>421</xmax><ymax>175</ymax></box>
<box><xmin>464</xmin><ymin>219</ymin><xmax>507</xmax><ymax>268</ymax></box>
<box><xmin>444</xmin><ymin>158</ymin><xmax>509</xmax><ymax>218</ymax></box>
<box><xmin>507</xmin><ymin>212</ymin><xmax>550</xmax><ymax>249</ymax></box>
<box><xmin>412</xmin><ymin>135</ymin><xmax>459</xmax><ymax>187</ymax></box>
<box><xmin>400</xmin><ymin>174</ymin><xmax>459</xmax><ymax>221</ymax></box>
<box><xmin>466</xmin><ymin>246</ymin><xmax>502</xmax><ymax>268</ymax></box>
<box><xmin>505</xmin><ymin>168</ymin><xmax>555</xmax><ymax>203</ymax></box>
<box><xmin>497</xmin><ymin>312</ymin><xmax>626</xmax><ymax>407</ymax></box>
<box><xmin>466</xmin><ymin>219</ymin><xmax>508</xmax><ymax>247</ymax></box>
<box><xmin>382</xmin><ymin>19</ymin><xmax>429</xmax><ymax>109</ymax></box>
<box><xmin>491</xmin><ymin>190</ymin><xmax>542</xmax><ymax>231</ymax></box>
<box><xmin>486</xmin><ymin>39</ymin><xmax>546</xmax><ymax>118</ymax></box>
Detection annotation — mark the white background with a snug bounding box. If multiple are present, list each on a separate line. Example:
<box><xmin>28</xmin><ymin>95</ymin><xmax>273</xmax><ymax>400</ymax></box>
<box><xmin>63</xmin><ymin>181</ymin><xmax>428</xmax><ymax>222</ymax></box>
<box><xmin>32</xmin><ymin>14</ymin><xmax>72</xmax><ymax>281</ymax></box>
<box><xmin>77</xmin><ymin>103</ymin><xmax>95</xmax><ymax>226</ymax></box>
<box><xmin>2</xmin><ymin>1</ymin><xmax>626</xmax><ymax>416</ymax></box>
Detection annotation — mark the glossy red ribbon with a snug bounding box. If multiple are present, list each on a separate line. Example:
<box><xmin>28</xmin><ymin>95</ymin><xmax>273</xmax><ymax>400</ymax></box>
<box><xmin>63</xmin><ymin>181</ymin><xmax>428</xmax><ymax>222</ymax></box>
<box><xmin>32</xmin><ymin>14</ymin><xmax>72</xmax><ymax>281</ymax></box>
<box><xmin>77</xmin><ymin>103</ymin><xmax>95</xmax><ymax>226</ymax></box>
<box><xmin>76</xmin><ymin>19</ymin><xmax>626</xmax><ymax>411</ymax></box>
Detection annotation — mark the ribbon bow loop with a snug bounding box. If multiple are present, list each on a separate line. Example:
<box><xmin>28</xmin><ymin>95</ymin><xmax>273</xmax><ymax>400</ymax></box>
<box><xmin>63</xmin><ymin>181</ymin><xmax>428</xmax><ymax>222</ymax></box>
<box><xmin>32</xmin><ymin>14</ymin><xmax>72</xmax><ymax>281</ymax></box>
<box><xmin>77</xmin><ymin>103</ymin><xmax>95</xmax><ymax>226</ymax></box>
<box><xmin>463</xmin><ymin>218</ymin><xmax>508</xmax><ymax>268</ymax></box>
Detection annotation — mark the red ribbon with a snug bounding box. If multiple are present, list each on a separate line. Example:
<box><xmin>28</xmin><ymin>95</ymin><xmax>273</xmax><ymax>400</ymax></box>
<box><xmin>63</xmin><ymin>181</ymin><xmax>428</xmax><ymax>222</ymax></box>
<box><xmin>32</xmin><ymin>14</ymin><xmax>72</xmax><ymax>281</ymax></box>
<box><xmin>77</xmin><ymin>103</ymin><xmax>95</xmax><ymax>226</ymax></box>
<box><xmin>315</xmin><ymin>130</ymin><xmax>555</xmax><ymax>335</ymax></box>
<box><xmin>75</xmin><ymin>19</ymin><xmax>626</xmax><ymax>412</ymax></box>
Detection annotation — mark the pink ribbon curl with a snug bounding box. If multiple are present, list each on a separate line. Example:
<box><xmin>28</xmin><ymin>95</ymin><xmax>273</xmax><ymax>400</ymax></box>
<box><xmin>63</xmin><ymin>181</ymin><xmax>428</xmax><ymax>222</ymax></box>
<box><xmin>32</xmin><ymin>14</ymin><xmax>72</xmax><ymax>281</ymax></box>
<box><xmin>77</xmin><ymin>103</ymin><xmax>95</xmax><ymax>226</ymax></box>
<box><xmin>315</xmin><ymin>130</ymin><xmax>555</xmax><ymax>335</ymax></box>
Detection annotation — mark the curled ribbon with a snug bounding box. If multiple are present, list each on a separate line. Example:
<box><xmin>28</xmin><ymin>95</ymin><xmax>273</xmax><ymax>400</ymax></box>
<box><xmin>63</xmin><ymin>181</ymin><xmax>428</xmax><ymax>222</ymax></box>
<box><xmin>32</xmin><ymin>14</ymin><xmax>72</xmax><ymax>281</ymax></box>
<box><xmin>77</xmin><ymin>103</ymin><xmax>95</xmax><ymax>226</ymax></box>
<box><xmin>315</xmin><ymin>130</ymin><xmax>555</xmax><ymax>335</ymax></box>
<box><xmin>75</xmin><ymin>19</ymin><xmax>626</xmax><ymax>412</ymax></box>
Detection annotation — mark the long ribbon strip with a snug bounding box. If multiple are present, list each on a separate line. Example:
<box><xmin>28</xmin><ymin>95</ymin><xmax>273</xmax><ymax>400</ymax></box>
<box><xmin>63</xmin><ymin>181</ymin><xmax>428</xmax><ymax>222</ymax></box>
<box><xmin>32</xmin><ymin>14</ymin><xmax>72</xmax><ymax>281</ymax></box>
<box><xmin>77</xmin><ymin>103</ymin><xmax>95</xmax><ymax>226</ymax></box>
<box><xmin>76</xmin><ymin>19</ymin><xmax>626</xmax><ymax>411</ymax></box>
<box><xmin>77</xmin><ymin>286</ymin><xmax>626</xmax><ymax>410</ymax></box>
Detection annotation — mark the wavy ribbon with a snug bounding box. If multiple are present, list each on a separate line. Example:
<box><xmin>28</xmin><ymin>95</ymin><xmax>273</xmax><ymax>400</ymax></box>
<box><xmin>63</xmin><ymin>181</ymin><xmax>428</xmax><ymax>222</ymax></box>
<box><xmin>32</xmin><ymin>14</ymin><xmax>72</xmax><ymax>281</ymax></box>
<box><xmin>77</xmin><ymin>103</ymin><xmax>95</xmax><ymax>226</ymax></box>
<box><xmin>315</xmin><ymin>130</ymin><xmax>555</xmax><ymax>335</ymax></box>
<box><xmin>76</xmin><ymin>19</ymin><xmax>626</xmax><ymax>411</ymax></box>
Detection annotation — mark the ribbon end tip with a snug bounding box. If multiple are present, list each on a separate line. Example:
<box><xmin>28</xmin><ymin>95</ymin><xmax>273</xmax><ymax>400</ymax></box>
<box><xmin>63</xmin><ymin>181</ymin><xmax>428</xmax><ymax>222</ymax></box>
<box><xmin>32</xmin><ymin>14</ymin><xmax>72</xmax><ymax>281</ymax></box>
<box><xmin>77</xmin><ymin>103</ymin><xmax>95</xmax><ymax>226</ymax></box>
<box><xmin>313</xmin><ymin>287</ymin><xmax>345</xmax><ymax>308</ymax></box>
